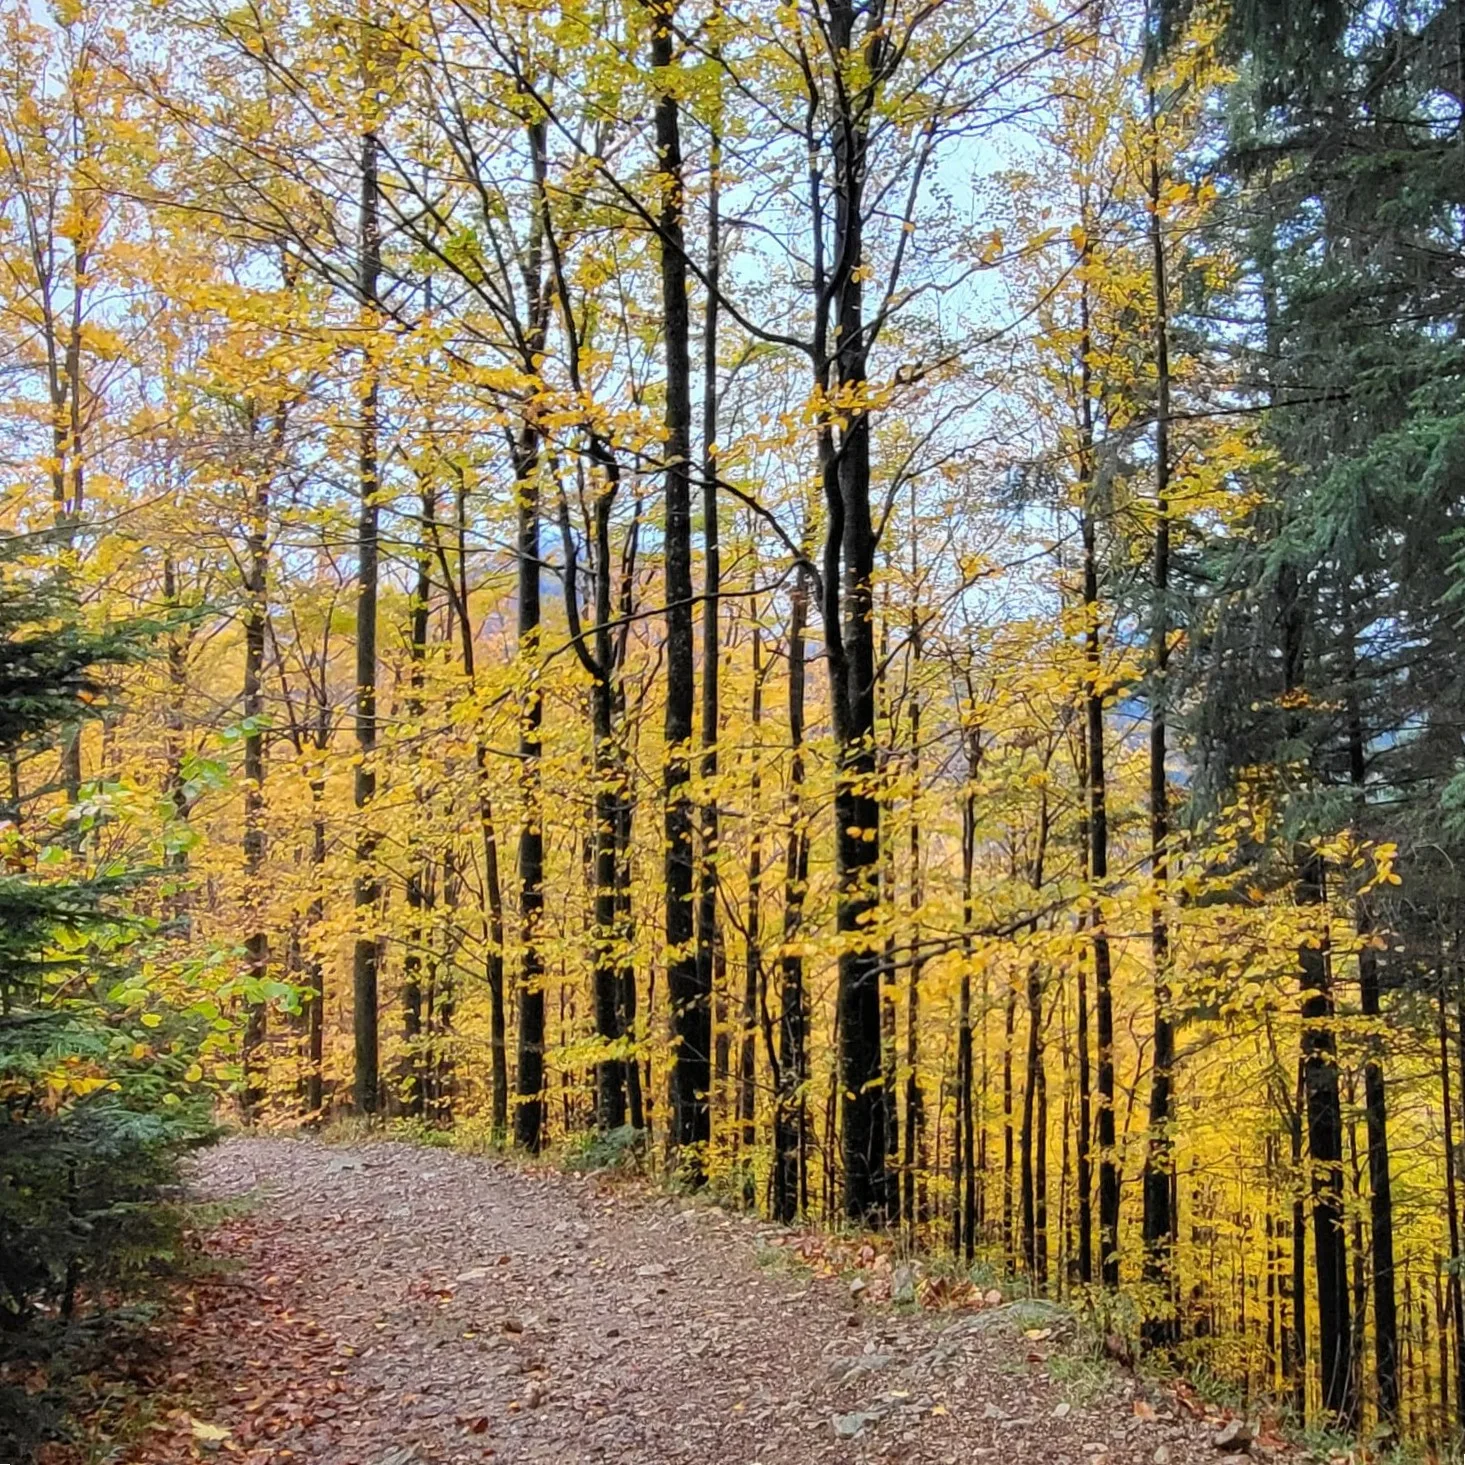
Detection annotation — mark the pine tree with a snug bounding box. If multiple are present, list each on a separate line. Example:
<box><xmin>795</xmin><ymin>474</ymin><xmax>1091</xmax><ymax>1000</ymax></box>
<box><xmin>0</xmin><ymin>546</ymin><xmax>209</xmax><ymax>1448</ymax></box>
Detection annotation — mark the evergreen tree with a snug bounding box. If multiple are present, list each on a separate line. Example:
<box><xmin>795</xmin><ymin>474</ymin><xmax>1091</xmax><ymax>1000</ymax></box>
<box><xmin>0</xmin><ymin>544</ymin><xmax>209</xmax><ymax>1453</ymax></box>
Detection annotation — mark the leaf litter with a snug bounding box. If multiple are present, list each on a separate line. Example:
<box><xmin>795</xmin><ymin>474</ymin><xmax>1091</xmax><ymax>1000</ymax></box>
<box><xmin>55</xmin><ymin>1137</ymin><xmax>1284</xmax><ymax>1463</ymax></box>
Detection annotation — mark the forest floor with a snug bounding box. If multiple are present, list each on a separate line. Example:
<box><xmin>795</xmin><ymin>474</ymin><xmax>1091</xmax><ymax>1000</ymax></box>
<box><xmin>98</xmin><ymin>1137</ymin><xmax>1277</xmax><ymax>1464</ymax></box>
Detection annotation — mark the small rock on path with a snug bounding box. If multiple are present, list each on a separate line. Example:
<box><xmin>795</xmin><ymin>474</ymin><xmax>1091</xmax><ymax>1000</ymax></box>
<box><xmin>155</xmin><ymin>1137</ymin><xmax>1243</xmax><ymax>1464</ymax></box>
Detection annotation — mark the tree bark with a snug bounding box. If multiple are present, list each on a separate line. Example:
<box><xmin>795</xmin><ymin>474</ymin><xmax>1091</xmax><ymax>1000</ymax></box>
<box><xmin>512</xmin><ymin>113</ymin><xmax>552</xmax><ymax>1151</ymax></box>
<box><xmin>1279</xmin><ymin>562</ymin><xmax>1353</xmax><ymax>1426</ymax></box>
<box><xmin>953</xmin><ymin>721</ymin><xmax>980</xmax><ymax>1259</ymax></box>
<box><xmin>820</xmin><ymin>0</ymin><xmax>889</xmax><ymax>1224</ymax></box>
<box><xmin>400</xmin><ymin>475</ymin><xmax>435</xmax><ymax>1117</ymax></box>
<box><xmin>1081</xmin><ymin>359</ymin><xmax>1119</xmax><ymax>1287</ymax></box>
<box><xmin>351</xmin><ymin>123</ymin><xmax>382</xmax><ymax>1117</ymax></box>
<box><xmin>1075</xmin><ymin>728</ymin><xmax>1094</xmax><ymax>1286</ymax></box>
<box><xmin>902</xmin><ymin>569</ymin><xmax>924</xmax><ymax>1234</ymax></box>
<box><xmin>774</xmin><ymin>564</ymin><xmax>810</xmax><ymax>1223</ymax></box>
<box><xmin>1141</xmin><ymin>120</ymin><xmax>1177</xmax><ymax>1345</ymax></box>
<box><xmin>698</xmin><ymin>96</ymin><xmax>724</xmax><ymax>1155</ymax></box>
<box><xmin>240</xmin><ymin>409</ymin><xmax>270</xmax><ymax>1118</ymax></box>
<box><xmin>647</xmin><ymin>0</ymin><xmax>706</xmax><ymax>1171</ymax></box>
<box><xmin>512</xmin><ymin>429</ymin><xmax>546</xmax><ymax>1151</ymax></box>
<box><xmin>739</xmin><ymin>610</ymin><xmax>761</xmax><ymax>1154</ymax></box>
<box><xmin>1346</xmin><ymin>662</ymin><xmax>1398</xmax><ymax>1421</ymax></box>
<box><xmin>1442</xmin><ymin>987</ymin><xmax>1465</xmax><ymax>1434</ymax></box>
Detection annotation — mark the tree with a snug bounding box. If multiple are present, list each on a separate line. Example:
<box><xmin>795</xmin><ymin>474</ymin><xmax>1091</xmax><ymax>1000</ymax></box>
<box><xmin>0</xmin><ymin>544</ymin><xmax>209</xmax><ymax>1448</ymax></box>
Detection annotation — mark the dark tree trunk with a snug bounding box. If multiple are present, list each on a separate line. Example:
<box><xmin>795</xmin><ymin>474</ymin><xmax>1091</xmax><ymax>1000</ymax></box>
<box><xmin>1036</xmin><ymin>1003</ymin><xmax>1048</xmax><ymax>1290</ymax></box>
<box><xmin>773</xmin><ymin>564</ymin><xmax>810</xmax><ymax>1223</ymax></box>
<box><xmin>512</xmin><ymin>115</ymin><xmax>551</xmax><ymax>1152</ymax></box>
<box><xmin>1141</xmin><ymin>118</ymin><xmax>1177</xmax><ymax>1347</ymax></box>
<box><xmin>1084</xmin><ymin>520</ymin><xmax>1118</xmax><ymax>1291</ymax></box>
<box><xmin>739</xmin><ymin>611</ymin><xmax>761</xmax><ymax>1155</ymax></box>
<box><xmin>512</xmin><ymin>431</ymin><xmax>545</xmax><ymax>1151</ymax></box>
<box><xmin>1279</xmin><ymin>562</ymin><xmax>1353</xmax><ymax>1427</ymax></box>
<box><xmin>1003</xmin><ymin>979</ymin><xmax>1016</xmax><ymax>1264</ymax></box>
<box><xmin>1070</xmin><ymin>492</ymin><xmax>1094</xmax><ymax>1287</ymax></box>
<box><xmin>1299</xmin><ymin>852</ymin><xmax>1351</xmax><ymax>1425</ymax></box>
<box><xmin>305</xmin><ymin>671</ymin><xmax>329</xmax><ymax>1118</ymax></box>
<box><xmin>352</xmin><ymin>124</ymin><xmax>381</xmax><ymax>1117</ymax></box>
<box><xmin>240</xmin><ymin>411</ymin><xmax>270</xmax><ymax>1118</ymax></box>
<box><xmin>953</xmin><ymin>724</ymin><xmax>979</xmax><ymax>1260</ymax></box>
<box><xmin>902</xmin><ymin>585</ymin><xmax>924</xmax><ymax>1234</ymax></box>
<box><xmin>617</xmin><ymin>781</ymin><xmax>642</xmax><ymax>1131</ymax></box>
<box><xmin>1454</xmin><ymin>982</ymin><xmax>1465</xmax><ymax>1430</ymax></box>
<box><xmin>817</xmin><ymin>0</ymin><xmax>890</xmax><ymax>1225</ymax></box>
<box><xmin>1442</xmin><ymin>987</ymin><xmax>1465</xmax><ymax>1434</ymax></box>
<box><xmin>647</xmin><ymin>0</ymin><xmax>706</xmax><ymax>1170</ymax></box>
<box><xmin>698</xmin><ymin>103</ymin><xmax>723</xmax><ymax>1155</ymax></box>
<box><xmin>162</xmin><ymin>554</ymin><xmax>191</xmax><ymax>915</ymax></box>
<box><xmin>49</xmin><ymin>232</ymin><xmax>86</xmax><ymax>804</ymax></box>
<box><xmin>591</xmin><ymin>671</ymin><xmax>627</xmax><ymax>1132</ymax></box>
<box><xmin>1020</xmin><ymin>786</ymin><xmax>1050</xmax><ymax>1280</ymax></box>
<box><xmin>1289</xmin><ymin>1057</ymin><xmax>1307</xmax><ymax>1421</ymax></box>
<box><xmin>1346</xmin><ymin>668</ymin><xmax>1398</xmax><ymax>1421</ymax></box>
<box><xmin>1075</xmin><ymin>247</ymin><xmax>1118</xmax><ymax>1288</ymax></box>
<box><xmin>1021</xmin><ymin>959</ymin><xmax>1042</xmax><ymax>1279</ymax></box>
<box><xmin>400</xmin><ymin>475</ymin><xmax>435</xmax><ymax>1117</ymax></box>
<box><xmin>441</xmin><ymin>468</ymin><xmax>507</xmax><ymax>1132</ymax></box>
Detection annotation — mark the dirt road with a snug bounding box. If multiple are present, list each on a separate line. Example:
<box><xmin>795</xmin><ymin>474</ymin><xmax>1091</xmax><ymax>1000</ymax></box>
<box><xmin>143</xmin><ymin>1138</ymin><xmax>1249</xmax><ymax>1464</ymax></box>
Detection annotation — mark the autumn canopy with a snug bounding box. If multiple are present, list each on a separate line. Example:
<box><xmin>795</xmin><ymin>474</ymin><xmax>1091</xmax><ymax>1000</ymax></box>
<box><xmin>1</xmin><ymin>0</ymin><xmax>1463</xmax><ymax>1454</ymax></box>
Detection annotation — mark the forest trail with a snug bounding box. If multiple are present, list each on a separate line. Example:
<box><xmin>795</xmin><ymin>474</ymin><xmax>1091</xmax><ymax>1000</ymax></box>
<box><xmin>136</xmin><ymin>1137</ymin><xmax>1251</xmax><ymax>1465</ymax></box>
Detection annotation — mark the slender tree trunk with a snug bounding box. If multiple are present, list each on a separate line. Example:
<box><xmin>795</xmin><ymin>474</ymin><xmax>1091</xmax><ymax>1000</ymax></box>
<box><xmin>739</xmin><ymin>611</ymin><xmax>761</xmax><ymax>1153</ymax></box>
<box><xmin>955</xmin><ymin>725</ymin><xmax>979</xmax><ymax>1259</ymax></box>
<box><xmin>1083</xmin><ymin>523</ymin><xmax>1118</xmax><ymax>1289</ymax></box>
<box><xmin>1300</xmin><ymin>853</ymin><xmax>1351</xmax><ymax>1425</ymax></box>
<box><xmin>512</xmin><ymin>115</ymin><xmax>551</xmax><ymax>1151</ymax></box>
<box><xmin>1346</xmin><ymin>668</ymin><xmax>1398</xmax><ymax>1421</ymax></box>
<box><xmin>1347</xmin><ymin>1112</ymin><xmax>1366</xmax><ymax>1412</ymax></box>
<box><xmin>617</xmin><ymin>779</ymin><xmax>642</xmax><ymax>1131</ymax></box>
<box><xmin>400</xmin><ymin>476</ymin><xmax>435</xmax><ymax>1117</ymax></box>
<box><xmin>443</xmin><ymin>470</ymin><xmax>507</xmax><ymax>1133</ymax></box>
<box><xmin>1020</xmin><ymin>786</ymin><xmax>1051</xmax><ymax>1280</ymax></box>
<box><xmin>49</xmin><ymin>239</ymin><xmax>86</xmax><ymax>803</ymax></box>
<box><xmin>698</xmin><ymin>97</ymin><xmax>724</xmax><ymax>1155</ymax></box>
<box><xmin>1265</xmin><ymin>1134</ymin><xmax>1279</xmax><ymax>1387</ymax></box>
<box><xmin>1436</xmin><ymin>1262</ymin><xmax>1450</xmax><ymax>1446</ymax></box>
<box><xmin>1070</xmin><ymin>459</ymin><xmax>1094</xmax><ymax>1288</ymax></box>
<box><xmin>1279</xmin><ymin>563</ymin><xmax>1353</xmax><ymax>1426</ymax></box>
<box><xmin>571</xmin><ymin>445</ymin><xmax>630</xmax><ymax>1133</ymax></box>
<box><xmin>1003</xmin><ymin>979</ymin><xmax>1016</xmax><ymax>1265</ymax></box>
<box><xmin>305</xmin><ymin>676</ymin><xmax>328</xmax><ymax>1119</ymax></box>
<box><xmin>591</xmin><ymin>673</ymin><xmax>627</xmax><ymax>1132</ymax></box>
<box><xmin>240</xmin><ymin>423</ymin><xmax>270</xmax><ymax>1118</ymax></box>
<box><xmin>162</xmin><ymin>554</ymin><xmax>190</xmax><ymax>918</ymax></box>
<box><xmin>1036</xmin><ymin>1001</ymin><xmax>1048</xmax><ymax>1290</ymax></box>
<box><xmin>819</xmin><ymin>0</ymin><xmax>889</xmax><ymax>1224</ymax></box>
<box><xmin>1454</xmin><ymin>980</ymin><xmax>1465</xmax><ymax>1431</ymax></box>
<box><xmin>902</xmin><ymin>581</ymin><xmax>924</xmax><ymax>1234</ymax></box>
<box><xmin>351</xmin><ymin>124</ymin><xmax>382</xmax><ymax>1117</ymax></box>
<box><xmin>774</xmin><ymin>565</ymin><xmax>810</xmax><ymax>1223</ymax></box>
<box><xmin>1289</xmin><ymin>1056</ymin><xmax>1308</xmax><ymax>1421</ymax></box>
<box><xmin>1141</xmin><ymin>116</ymin><xmax>1177</xmax><ymax>1346</ymax></box>
<box><xmin>646</xmin><ymin>0</ymin><xmax>706</xmax><ymax>1170</ymax></box>
<box><xmin>1021</xmin><ymin>958</ymin><xmax>1042</xmax><ymax>1278</ymax></box>
<box><xmin>1442</xmin><ymin>987</ymin><xmax>1465</xmax><ymax>1434</ymax></box>
<box><xmin>1075</xmin><ymin>243</ymin><xmax>1119</xmax><ymax>1288</ymax></box>
<box><xmin>513</xmin><ymin>431</ymin><xmax>546</xmax><ymax>1151</ymax></box>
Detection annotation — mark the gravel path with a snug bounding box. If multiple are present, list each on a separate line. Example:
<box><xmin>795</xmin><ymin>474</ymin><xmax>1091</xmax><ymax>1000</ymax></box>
<box><xmin>158</xmin><ymin>1137</ymin><xmax>1252</xmax><ymax>1465</ymax></box>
